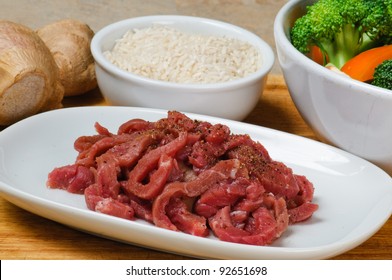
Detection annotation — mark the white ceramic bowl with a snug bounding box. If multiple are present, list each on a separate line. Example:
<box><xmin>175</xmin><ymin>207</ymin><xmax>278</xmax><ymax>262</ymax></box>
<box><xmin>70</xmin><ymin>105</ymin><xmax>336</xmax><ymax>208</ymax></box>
<box><xmin>274</xmin><ymin>0</ymin><xmax>392</xmax><ymax>175</ymax></box>
<box><xmin>91</xmin><ymin>15</ymin><xmax>275</xmax><ymax>121</ymax></box>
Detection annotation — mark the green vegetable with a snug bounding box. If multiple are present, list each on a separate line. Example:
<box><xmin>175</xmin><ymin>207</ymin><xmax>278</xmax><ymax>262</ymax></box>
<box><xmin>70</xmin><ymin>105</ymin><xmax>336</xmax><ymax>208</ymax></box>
<box><xmin>290</xmin><ymin>0</ymin><xmax>392</xmax><ymax>69</ymax></box>
<box><xmin>372</xmin><ymin>59</ymin><xmax>392</xmax><ymax>90</ymax></box>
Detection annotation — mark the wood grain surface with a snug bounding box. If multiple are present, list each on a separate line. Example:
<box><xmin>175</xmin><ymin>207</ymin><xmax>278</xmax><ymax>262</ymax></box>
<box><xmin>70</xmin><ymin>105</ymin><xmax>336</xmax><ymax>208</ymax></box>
<box><xmin>1</xmin><ymin>75</ymin><xmax>391</xmax><ymax>260</ymax></box>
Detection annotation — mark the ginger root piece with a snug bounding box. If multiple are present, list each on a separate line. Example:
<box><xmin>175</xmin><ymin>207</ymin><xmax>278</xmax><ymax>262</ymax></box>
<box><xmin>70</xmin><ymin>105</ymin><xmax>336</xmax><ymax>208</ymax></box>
<box><xmin>0</xmin><ymin>20</ymin><xmax>64</xmax><ymax>126</ymax></box>
<box><xmin>37</xmin><ymin>19</ymin><xmax>97</xmax><ymax>96</ymax></box>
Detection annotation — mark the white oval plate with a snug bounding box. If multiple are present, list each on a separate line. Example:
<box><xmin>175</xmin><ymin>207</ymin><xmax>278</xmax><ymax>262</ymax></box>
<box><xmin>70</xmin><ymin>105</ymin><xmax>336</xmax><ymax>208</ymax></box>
<box><xmin>0</xmin><ymin>106</ymin><xmax>391</xmax><ymax>259</ymax></box>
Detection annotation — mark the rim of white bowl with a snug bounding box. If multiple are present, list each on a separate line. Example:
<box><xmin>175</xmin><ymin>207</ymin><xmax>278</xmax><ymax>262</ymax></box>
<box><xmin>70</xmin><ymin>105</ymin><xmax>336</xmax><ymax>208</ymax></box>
<box><xmin>91</xmin><ymin>15</ymin><xmax>275</xmax><ymax>91</ymax></box>
<box><xmin>274</xmin><ymin>0</ymin><xmax>392</xmax><ymax>99</ymax></box>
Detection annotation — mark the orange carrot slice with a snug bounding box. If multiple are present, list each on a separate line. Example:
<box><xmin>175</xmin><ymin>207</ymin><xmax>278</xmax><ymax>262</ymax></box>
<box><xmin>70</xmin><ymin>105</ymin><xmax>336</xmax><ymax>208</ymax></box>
<box><xmin>341</xmin><ymin>45</ymin><xmax>392</xmax><ymax>82</ymax></box>
<box><xmin>309</xmin><ymin>45</ymin><xmax>325</xmax><ymax>65</ymax></box>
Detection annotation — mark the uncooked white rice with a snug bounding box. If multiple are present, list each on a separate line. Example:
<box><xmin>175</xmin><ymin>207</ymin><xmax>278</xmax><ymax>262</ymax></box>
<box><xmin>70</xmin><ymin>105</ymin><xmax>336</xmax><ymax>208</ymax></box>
<box><xmin>104</xmin><ymin>25</ymin><xmax>262</xmax><ymax>84</ymax></box>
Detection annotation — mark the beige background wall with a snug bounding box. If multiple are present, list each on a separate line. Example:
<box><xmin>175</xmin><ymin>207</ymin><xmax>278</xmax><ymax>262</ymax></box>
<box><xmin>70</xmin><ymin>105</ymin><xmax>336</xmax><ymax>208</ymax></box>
<box><xmin>0</xmin><ymin>0</ymin><xmax>290</xmax><ymax>74</ymax></box>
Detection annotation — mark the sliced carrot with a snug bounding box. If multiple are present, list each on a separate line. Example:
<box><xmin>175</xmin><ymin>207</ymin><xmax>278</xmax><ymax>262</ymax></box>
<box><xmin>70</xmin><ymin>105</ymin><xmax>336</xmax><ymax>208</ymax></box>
<box><xmin>341</xmin><ymin>45</ymin><xmax>392</xmax><ymax>82</ymax></box>
<box><xmin>309</xmin><ymin>45</ymin><xmax>325</xmax><ymax>65</ymax></box>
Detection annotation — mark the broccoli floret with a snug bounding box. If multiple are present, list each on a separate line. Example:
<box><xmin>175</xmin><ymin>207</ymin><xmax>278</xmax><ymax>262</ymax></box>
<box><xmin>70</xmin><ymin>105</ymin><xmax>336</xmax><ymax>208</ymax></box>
<box><xmin>291</xmin><ymin>0</ymin><xmax>392</xmax><ymax>69</ymax></box>
<box><xmin>372</xmin><ymin>60</ymin><xmax>392</xmax><ymax>90</ymax></box>
<box><xmin>363</xmin><ymin>0</ymin><xmax>392</xmax><ymax>45</ymax></box>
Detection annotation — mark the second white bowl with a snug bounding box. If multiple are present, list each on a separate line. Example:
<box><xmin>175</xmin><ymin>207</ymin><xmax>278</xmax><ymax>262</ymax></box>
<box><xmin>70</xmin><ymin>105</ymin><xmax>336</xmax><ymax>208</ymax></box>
<box><xmin>274</xmin><ymin>0</ymin><xmax>392</xmax><ymax>174</ymax></box>
<box><xmin>91</xmin><ymin>15</ymin><xmax>275</xmax><ymax>121</ymax></box>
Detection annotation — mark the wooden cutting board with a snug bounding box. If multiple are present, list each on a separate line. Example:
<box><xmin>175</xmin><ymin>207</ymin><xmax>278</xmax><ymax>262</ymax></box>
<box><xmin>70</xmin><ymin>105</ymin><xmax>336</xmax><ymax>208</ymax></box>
<box><xmin>0</xmin><ymin>75</ymin><xmax>391</xmax><ymax>259</ymax></box>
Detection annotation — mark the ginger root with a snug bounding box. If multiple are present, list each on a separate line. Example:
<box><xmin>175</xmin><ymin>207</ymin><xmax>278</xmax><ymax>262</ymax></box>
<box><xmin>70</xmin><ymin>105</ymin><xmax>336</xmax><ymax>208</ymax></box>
<box><xmin>37</xmin><ymin>19</ymin><xmax>97</xmax><ymax>97</ymax></box>
<box><xmin>0</xmin><ymin>20</ymin><xmax>64</xmax><ymax>126</ymax></box>
<box><xmin>0</xmin><ymin>19</ymin><xmax>98</xmax><ymax>126</ymax></box>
